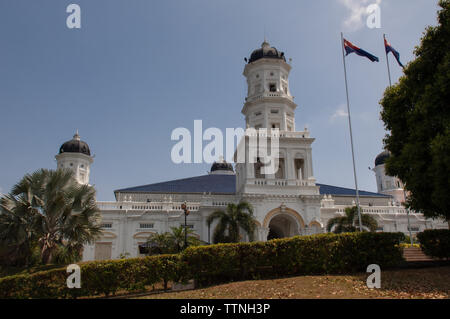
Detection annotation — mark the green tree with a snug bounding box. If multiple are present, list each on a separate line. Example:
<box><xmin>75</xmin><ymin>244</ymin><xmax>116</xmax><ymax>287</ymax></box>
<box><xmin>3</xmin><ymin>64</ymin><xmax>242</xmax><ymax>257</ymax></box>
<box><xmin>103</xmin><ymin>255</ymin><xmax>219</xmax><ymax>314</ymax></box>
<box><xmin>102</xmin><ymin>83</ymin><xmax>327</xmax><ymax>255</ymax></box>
<box><xmin>145</xmin><ymin>226</ymin><xmax>200</xmax><ymax>255</ymax></box>
<box><xmin>144</xmin><ymin>232</ymin><xmax>174</xmax><ymax>255</ymax></box>
<box><xmin>380</xmin><ymin>1</ymin><xmax>450</xmax><ymax>225</ymax></box>
<box><xmin>206</xmin><ymin>201</ymin><xmax>256</xmax><ymax>243</ymax></box>
<box><xmin>169</xmin><ymin>225</ymin><xmax>201</xmax><ymax>252</ymax></box>
<box><xmin>326</xmin><ymin>206</ymin><xmax>378</xmax><ymax>234</ymax></box>
<box><xmin>0</xmin><ymin>169</ymin><xmax>102</xmax><ymax>265</ymax></box>
<box><xmin>0</xmin><ymin>192</ymin><xmax>38</xmax><ymax>266</ymax></box>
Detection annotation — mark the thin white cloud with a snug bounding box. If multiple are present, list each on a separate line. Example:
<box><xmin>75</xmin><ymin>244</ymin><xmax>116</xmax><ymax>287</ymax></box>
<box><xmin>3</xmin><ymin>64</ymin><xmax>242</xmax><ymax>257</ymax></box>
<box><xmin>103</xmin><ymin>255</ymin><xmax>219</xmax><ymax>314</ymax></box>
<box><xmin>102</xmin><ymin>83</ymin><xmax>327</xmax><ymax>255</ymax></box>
<box><xmin>330</xmin><ymin>104</ymin><xmax>349</xmax><ymax>122</ymax></box>
<box><xmin>338</xmin><ymin>0</ymin><xmax>382</xmax><ymax>31</ymax></box>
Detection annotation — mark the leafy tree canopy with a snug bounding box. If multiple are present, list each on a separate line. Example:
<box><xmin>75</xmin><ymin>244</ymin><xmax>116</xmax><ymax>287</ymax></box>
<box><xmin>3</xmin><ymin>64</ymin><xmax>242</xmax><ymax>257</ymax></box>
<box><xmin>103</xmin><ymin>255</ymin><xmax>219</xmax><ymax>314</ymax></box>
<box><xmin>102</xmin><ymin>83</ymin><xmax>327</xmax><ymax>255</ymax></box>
<box><xmin>0</xmin><ymin>169</ymin><xmax>101</xmax><ymax>266</ymax></box>
<box><xmin>380</xmin><ymin>0</ymin><xmax>450</xmax><ymax>222</ymax></box>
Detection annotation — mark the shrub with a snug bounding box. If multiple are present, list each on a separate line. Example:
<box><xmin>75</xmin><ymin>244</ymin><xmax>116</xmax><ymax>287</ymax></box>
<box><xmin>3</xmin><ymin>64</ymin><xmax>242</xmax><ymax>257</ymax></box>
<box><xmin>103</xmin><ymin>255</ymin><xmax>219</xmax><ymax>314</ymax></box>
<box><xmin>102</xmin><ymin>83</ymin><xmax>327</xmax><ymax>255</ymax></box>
<box><xmin>0</xmin><ymin>254</ymin><xmax>180</xmax><ymax>299</ymax></box>
<box><xmin>417</xmin><ymin>229</ymin><xmax>450</xmax><ymax>259</ymax></box>
<box><xmin>402</xmin><ymin>235</ymin><xmax>419</xmax><ymax>244</ymax></box>
<box><xmin>181</xmin><ymin>232</ymin><xmax>405</xmax><ymax>286</ymax></box>
<box><xmin>0</xmin><ymin>232</ymin><xmax>405</xmax><ymax>298</ymax></box>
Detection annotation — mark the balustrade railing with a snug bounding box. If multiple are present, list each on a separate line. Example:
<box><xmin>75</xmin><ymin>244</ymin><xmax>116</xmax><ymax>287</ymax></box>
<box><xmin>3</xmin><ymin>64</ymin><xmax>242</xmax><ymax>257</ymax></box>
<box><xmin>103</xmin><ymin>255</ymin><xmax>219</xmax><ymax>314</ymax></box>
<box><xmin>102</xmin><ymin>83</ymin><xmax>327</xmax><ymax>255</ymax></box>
<box><xmin>96</xmin><ymin>201</ymin><xmax>200</xmax><ymax>212</ymax></box>
<box><xmin>250</xmin><ymin>179</ymin><xmax>316</xmax><ymax>187</ymax></box>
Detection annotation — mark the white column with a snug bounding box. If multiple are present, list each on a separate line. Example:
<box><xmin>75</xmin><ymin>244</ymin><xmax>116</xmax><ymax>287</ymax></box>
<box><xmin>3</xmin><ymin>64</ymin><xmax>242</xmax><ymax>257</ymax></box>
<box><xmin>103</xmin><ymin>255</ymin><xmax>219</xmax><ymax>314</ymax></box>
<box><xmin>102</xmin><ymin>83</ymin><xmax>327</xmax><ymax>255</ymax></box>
<box><xmin>264</xmin><ymin>111</ymin><xmax>269</xmax><ymax>128</ymax></box>
<box><xmin>258</xmin><ymin>227</ymin><xmax>270</xmax><ymax>241</ymax></box>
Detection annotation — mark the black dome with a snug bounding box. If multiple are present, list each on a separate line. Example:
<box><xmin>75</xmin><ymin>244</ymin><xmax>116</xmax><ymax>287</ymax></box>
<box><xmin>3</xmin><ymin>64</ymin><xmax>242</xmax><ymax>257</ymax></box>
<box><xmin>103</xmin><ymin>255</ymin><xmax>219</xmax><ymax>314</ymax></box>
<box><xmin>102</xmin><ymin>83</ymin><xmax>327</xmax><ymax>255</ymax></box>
<box><xmin>248</xmin><ymin>41</ymin><xmax>286</xmax><ymax>64</ymax></box>
<box><xmin>375</xmin><ymin>150</ymin><xmax>390</xmax><ymax>166</ymax></box>
<box><xmin>211</xmin><ymin>161</ymin><xmax>234</xmax><ymax>173</ymax></box>
<box><xmin>59</xmin><ymin>132</ymin><xmax>91</xmax><ymax>156</ymax></box>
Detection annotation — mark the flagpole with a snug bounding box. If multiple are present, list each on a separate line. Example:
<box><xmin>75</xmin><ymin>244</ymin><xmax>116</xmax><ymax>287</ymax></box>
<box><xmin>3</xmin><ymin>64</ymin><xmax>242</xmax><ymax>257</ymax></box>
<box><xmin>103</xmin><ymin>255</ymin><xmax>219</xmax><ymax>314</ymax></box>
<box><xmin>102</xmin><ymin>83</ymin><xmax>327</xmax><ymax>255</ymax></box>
<box><xmin>340</xmin><ymin>32</ymin><xmax>363</xmax><ymax>232</ymax></box>
<box><xmin>385</xmin><ymin>34</ymin><xmax>412</xmax><ymax>244</ymax></box>
<box><xmin>384</xmin><ymin>34</ymin><xmax>392</xmax><ymax>87</ymax></box>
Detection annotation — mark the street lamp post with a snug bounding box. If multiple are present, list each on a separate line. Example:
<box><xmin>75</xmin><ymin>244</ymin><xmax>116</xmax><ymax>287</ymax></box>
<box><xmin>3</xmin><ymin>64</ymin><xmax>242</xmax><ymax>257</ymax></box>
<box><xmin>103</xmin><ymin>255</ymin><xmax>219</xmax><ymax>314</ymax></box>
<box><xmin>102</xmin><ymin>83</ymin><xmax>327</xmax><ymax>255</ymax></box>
<box><xmin>181</xmin><ymin>202</ymin><xmax>190</xmax><ymax>249</ymax></box>
<box><xmin>403</xmin><ymin>189</ymin><xmax>414</xmax><ymax>246</ymax></box>
<box><xmin>208</xmin><ymin>222</ymin><xmax>211</xmax><ymax>244</ymax></box>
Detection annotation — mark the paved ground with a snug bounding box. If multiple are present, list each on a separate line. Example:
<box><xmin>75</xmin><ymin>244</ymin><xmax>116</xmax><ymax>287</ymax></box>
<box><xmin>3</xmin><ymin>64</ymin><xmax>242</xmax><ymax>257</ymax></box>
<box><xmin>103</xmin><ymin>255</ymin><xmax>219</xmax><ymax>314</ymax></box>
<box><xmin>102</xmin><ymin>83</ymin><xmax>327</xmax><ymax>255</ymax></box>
<box><xmin>138</xmin><ymin>266</ymin><xmax>450</xmax><ymax>299</ymax></box>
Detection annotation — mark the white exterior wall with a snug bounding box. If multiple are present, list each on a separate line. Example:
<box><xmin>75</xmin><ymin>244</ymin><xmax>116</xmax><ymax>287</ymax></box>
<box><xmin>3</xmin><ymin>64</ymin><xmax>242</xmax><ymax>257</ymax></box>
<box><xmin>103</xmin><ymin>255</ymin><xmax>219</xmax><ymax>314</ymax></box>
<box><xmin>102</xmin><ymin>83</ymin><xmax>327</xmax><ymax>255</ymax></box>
<box><xmin>321</xmin><ymin>195</ymin><xmax>447</xmax><ymax>234</ymax></box>
<box><xmin>82</xmin><ymin>192</ymin><xmax>448</xmax><ymax>261</ymax></box>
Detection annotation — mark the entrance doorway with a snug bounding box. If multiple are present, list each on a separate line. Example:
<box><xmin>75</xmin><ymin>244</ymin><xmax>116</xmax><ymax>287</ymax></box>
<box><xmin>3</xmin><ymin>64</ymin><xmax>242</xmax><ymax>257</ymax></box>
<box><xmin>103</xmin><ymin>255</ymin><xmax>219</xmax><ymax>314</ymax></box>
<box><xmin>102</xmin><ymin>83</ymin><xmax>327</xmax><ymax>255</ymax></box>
<box><xmin>267</xmin><ymin>214</ymin><xmax>300</xmax><ymax>240</ymax></box>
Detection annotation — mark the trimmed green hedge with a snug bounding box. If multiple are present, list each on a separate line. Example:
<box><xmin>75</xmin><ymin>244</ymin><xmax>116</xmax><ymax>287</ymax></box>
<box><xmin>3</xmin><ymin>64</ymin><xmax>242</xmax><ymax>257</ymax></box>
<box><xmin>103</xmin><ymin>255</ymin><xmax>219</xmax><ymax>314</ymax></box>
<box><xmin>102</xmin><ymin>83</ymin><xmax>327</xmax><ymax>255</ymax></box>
<box><xmin>0</xmin><ymin>254</ymin><xmax>180</xmax><ymax>299</ymax></box>
<box><xmin>0</xmin><ymin>232</ymin><xmax>405</xmax><ymax>298</ymax></box>
<box><xmin>180</xmin><ymin>232</ymin><xmax>405</xmax><ymax>286</ymax></box>
<box><xmin>417</xmin><ymin>229</ymin><xmax>450</xmax><ymax>259</ymax></box>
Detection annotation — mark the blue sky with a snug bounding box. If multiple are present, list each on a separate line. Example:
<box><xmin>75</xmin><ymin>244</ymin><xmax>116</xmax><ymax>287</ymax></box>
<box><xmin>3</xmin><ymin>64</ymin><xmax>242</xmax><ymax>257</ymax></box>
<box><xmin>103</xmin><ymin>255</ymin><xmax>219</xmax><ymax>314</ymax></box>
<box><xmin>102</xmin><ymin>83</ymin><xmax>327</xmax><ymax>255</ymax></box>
<box><xmin>0</xmin><ymin>0</ymin><xmax>441</xmax><ymax>200</ymax></box>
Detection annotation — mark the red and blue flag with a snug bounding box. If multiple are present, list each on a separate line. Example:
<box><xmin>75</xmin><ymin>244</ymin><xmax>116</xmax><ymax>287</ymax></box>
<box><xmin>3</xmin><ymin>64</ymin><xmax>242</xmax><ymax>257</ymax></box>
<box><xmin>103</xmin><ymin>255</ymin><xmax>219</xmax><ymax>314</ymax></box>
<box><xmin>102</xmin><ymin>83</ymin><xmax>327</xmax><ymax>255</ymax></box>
<box><xmin>344</xmin><ymin>39</ymin><xmax>379</xmax><ymax>62</ymax></box>
<box><xmin>384</xmin><ymin>38</ymin><xmax>404</xmax><ymax>68</ymax></box>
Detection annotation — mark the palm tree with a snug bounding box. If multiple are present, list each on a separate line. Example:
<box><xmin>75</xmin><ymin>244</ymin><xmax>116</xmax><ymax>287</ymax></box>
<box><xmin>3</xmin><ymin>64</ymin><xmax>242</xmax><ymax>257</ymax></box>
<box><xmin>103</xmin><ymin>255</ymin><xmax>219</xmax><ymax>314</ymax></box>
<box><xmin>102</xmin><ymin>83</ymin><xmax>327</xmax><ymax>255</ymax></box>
<box><xmin>0</xmin><ymin>169</ymin><xmax>101</xmax><ymax>265</ymax></box>
<box><xmin>144</xmin><ymin>232</ymin><xmax>175</xmax><ymax>255</ymax></box>
<box><xmin>0</xmin><ymin>192</ymin><xmax>38</xmax><ymax>266</ymax></box>
<box><xmin>145</xmin><ymin>226</ymin><xmax>200</xmax><ymax>255</ymax></box>
<box><xmin>168</xmin><ymin>225</ymin><xmax>200</xmax><ymax>252</ymax></box>
<box><xmin>326</xmin><ymin>206</ymin><xmax>378</xmax><ymax>233</ymax></box>
<box><xmin>207</xmin><ymin>201</ymin><xmax>256</xmax><ymax>244</ymax></box>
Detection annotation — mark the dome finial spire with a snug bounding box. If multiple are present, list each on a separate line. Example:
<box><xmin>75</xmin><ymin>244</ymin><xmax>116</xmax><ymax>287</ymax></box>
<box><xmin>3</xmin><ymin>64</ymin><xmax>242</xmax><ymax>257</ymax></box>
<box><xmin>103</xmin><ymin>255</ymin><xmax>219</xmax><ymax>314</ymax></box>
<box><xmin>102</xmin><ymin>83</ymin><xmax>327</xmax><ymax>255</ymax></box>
<box><xmin>262</xmin><ymin>26</ymin><xmax>269</xmax><ymax>48</ymax></box>
<box><xmin>73</xmin><ymin>129</ymin><xmax>80</xmax><ymax>141</ymax></box>
<box><xmin>263</xmin><ymin>25</ymin><xmax>267</xmax><ymax>43</ymax></box>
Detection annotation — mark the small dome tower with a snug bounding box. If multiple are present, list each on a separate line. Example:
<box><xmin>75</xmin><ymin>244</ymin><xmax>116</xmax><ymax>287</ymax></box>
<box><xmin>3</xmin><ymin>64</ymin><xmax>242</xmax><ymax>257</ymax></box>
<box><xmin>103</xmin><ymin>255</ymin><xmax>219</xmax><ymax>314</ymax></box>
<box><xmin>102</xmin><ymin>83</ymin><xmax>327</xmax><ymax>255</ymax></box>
<box><xmin>373</xmin><ymin>150</ymin><xmax>405</xmax><ymax>204</ymax></box>
<box><xmin>55</xmin><ymin>131</ymin><xmax>93</xmax><ymax>184</ymax></box>
<box><xmin>210</xmin><ymin>157</ymin><xmax>235</xmax><ymax>175</ymax></box>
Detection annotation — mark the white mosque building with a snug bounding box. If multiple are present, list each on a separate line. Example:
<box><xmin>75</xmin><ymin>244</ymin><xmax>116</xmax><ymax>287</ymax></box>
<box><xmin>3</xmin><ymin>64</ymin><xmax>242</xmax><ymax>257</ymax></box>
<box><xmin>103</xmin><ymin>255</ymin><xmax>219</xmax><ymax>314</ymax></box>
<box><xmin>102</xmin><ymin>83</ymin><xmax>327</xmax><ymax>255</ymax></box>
<box><xmin>55</xmin><ymin>41</ymin><xmax>447</xmax><ymax>261</ymax></box>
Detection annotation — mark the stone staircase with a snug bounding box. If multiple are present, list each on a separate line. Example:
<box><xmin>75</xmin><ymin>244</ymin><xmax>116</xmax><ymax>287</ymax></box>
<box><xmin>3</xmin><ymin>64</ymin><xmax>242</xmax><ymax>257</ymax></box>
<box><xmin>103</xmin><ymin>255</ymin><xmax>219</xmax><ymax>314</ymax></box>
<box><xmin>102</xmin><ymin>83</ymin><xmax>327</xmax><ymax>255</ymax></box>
<box><xmin>403</xmin><ymin>247</ymin><xmax>434</xmax><ymax>262</ymax></box>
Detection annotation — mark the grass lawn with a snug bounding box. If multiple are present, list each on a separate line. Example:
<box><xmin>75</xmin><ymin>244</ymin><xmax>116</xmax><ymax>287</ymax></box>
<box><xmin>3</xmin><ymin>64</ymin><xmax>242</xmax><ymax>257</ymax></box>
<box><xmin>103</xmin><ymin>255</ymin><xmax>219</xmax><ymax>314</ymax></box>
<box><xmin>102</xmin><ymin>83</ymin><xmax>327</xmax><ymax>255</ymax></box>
<box><xmin>138</xmin><ymin>266</ymin><xmax>450</xmax><ymax>299</ymax></box>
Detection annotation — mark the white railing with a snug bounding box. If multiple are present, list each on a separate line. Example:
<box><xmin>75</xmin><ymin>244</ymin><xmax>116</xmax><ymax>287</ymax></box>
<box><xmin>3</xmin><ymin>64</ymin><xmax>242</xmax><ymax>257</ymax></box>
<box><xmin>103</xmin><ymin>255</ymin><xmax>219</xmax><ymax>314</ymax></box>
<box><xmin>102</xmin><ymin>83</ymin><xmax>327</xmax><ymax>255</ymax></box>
<box><xmin>212</xmin><ymin>201</ymin><xmax>232</xmax><ymax>207</ymax></box>
<box><xmin>246</xmin><ymin>92</ymin><xmax>294</xmax><ymax>102</ymax></box>
<box><xmin>245</xmin><ymin>130</ymin><xmax>310</xmax><ymax>139</ymax></box>
<box><xmin>96</xmin><ymin>201</ymin><xmax>200</xmax><ymax>212</ymax></box>
<box><xmin>333</xmin><ymin>205</ymin><xmax>418</xmax><ymax>215</ymax></box>
<box><xmin>249</xmin><ymin>179</ymin><xmax>316</xmax><ymax>187</ymax></box>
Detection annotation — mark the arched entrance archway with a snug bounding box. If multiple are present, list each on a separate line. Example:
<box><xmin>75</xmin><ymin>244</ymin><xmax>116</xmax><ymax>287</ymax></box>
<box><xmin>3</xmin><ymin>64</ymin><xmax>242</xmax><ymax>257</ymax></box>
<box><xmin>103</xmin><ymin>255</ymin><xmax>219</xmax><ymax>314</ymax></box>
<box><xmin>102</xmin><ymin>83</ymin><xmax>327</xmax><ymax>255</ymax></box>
<box><xmin>308</xmin><ymin>221</ymin><xmax>323</xmax><ymax>235</ymax></box>
<box><xmin>263</xmin><ymin>206</ymin><xmax>305</xmax><ymax>240</ymax></box>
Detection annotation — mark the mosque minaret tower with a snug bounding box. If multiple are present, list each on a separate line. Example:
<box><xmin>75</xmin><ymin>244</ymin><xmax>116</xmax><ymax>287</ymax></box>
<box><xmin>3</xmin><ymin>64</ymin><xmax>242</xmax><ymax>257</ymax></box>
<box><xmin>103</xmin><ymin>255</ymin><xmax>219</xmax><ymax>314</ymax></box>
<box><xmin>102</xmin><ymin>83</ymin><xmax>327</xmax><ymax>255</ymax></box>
<box><xmin>236</xmin><ymin>40</ymin><xmax>318</xmax><ymax>198</ymax></box>
<box><xmin>234</xmin><ymin>40</ymin><xmax>322</xmax><ymax>239</ymax></box>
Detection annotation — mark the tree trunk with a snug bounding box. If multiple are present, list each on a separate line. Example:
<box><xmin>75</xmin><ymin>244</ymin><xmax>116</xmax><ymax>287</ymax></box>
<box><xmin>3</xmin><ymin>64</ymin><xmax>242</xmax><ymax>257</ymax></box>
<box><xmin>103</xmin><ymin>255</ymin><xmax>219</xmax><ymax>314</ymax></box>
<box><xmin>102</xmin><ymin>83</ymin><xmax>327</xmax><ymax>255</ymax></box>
<box><xmin>41</xmin><ymin>247</ymin><xmax>52</xmax><ymax>264</ymax></box>
<box><xmin>41</xmin><ymin>244</ymin><xmax>56</xmax><ymax>264</ymax></box>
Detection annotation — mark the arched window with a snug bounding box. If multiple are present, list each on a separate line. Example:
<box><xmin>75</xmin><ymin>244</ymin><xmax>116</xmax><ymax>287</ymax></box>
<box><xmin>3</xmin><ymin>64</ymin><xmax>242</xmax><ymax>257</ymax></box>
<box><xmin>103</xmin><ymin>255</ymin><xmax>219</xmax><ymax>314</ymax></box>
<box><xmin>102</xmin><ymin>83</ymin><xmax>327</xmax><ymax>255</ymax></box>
<box><xmin>254</xmin><ymin>157</ymin><xmax>264</xmax><ymax>179</ymax></box>
<box><xmin>275</xmin><ymin>158</ymin><xmax>285</xmax><ymax>179</ymax></box>
<box><xmin>294</xmin><ymin>159</ymin><xmax>304</xmax><ymax>180</ymax></box>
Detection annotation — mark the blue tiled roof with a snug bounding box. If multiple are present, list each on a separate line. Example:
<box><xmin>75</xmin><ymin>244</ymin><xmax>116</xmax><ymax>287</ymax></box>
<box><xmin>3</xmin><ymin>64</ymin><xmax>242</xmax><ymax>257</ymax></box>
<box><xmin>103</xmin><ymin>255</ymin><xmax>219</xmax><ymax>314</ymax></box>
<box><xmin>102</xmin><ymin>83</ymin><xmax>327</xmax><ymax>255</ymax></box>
<box><xmin>114</xmin><ymin>175</ymin><xmax>389</xmax><ymax>198</ymax></box>
<box><xmin>114</xmin><ymin>174</ymin><xmax>236</xmax><ymax>195</ymax></box>
<box><xmin>317</xmin><ymin>183</ymin><xmax>390</xmax><ymax>197</ymax></box>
